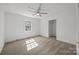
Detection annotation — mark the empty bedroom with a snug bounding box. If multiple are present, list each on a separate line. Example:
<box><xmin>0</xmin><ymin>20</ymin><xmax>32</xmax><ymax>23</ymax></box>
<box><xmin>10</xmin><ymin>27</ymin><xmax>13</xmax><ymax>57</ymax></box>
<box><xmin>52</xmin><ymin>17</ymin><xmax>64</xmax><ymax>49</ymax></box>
<box><xmin>0</xmin><ymin>3</ymin><xmax>79</xmax><ymax>55</ymax></box>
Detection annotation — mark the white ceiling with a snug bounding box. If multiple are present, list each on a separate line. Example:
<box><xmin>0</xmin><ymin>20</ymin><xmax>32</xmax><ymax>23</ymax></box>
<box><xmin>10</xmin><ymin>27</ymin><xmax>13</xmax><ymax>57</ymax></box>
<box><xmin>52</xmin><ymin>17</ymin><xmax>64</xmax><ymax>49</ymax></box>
<box><xmin>1</xmin><ymin>3</ymin><xmax>76</xmax><ymax>19</ymax></box>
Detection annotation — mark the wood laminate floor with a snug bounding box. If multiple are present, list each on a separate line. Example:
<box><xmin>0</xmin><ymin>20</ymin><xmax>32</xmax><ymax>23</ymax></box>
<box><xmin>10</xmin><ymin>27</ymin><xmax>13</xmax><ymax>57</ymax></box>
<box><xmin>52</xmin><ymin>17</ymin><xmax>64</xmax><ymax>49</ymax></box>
<box><xmin>1</xmin><ymin>36</ymin><xmax>76</xmax><ymax>55</ymax></box>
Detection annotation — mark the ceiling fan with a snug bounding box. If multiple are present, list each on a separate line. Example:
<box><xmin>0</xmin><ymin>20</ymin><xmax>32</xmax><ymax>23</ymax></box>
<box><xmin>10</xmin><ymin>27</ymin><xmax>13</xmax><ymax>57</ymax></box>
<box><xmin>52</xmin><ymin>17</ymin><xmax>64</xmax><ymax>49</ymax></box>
<box><xmin>28</xmin><ymin>3</ymin><xmax>48</xmax><ymax>17</ymax></box>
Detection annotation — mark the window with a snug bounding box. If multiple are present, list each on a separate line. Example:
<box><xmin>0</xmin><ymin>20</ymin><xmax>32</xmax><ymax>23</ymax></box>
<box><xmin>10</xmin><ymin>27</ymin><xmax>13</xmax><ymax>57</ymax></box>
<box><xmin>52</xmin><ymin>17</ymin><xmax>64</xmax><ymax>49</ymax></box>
<box><xmin>25</xmin><ymin>21</ymin><xmax>31</xmax><ymax>31</ymax></box>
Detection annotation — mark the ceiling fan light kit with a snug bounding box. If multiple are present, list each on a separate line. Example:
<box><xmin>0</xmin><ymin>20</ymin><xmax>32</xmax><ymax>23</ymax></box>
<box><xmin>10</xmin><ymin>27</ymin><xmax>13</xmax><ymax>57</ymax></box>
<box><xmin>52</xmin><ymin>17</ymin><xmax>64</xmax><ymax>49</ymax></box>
<box><xmin>36</xmin><ymin>13</ymin><xmax>40</xmax><ymax>16</ymax></box>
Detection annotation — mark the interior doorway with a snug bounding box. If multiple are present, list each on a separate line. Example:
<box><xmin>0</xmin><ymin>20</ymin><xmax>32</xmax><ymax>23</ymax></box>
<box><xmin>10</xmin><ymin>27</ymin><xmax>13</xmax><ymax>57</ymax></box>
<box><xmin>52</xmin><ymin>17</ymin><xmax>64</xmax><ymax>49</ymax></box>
<box><xmin>49</xmin><ymin>20</ymin><xmax>56</xmax><ymax>38</ymax></box>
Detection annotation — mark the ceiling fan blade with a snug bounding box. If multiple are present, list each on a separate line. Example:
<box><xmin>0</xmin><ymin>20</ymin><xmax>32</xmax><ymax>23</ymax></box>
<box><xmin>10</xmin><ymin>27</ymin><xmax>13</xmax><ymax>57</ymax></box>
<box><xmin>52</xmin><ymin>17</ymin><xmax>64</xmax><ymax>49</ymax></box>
<box><xmin>37</xmin><ymin>3</ymin><xmax>42</xmax><ymax>12</ymax></box>
<box><xmin>40</xmin><ymin>12</ymin><xmax>48</xmax><ymax>14</ymax></box>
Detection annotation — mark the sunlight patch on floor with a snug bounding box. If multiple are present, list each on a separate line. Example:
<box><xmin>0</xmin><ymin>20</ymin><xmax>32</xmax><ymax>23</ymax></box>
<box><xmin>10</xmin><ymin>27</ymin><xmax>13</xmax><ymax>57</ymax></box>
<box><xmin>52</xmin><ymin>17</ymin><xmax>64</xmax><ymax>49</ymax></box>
<box><xmin>25</xmin><ymin>39</ymin><xmax>38</xmax><ymax>51</ymax></box>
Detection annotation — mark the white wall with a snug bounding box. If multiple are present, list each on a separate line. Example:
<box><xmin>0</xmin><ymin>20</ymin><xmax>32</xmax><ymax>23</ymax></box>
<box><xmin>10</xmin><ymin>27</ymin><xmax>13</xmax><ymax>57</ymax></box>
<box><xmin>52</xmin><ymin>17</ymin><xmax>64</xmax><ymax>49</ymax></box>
<box><xmin>3</xmin><ymin>3</ymin><xmax>77</xmax><ymax>45</ymax></box>
<box><xmin>40</xmin><ymin>19</ymin><xmax>49</xmax><ymax>37</ymax></box>
<box><xmin>41</xmin><ymin>3</ymin><xmax>77</xmax><ymax>45</ymax></box>
<box><xmin>0</xmin><ymin>5</ymin><xmax>5</xmax><ymax>53</ymax></box>
<box><xmin>5</xmin><ymin>12</ymin><xmax>40</xmax><ymax>42</ymax></box>
<box><xmin>56</xmin><ymin>7</ymin><xmax>76</xmax><ymax>44</ymax></box>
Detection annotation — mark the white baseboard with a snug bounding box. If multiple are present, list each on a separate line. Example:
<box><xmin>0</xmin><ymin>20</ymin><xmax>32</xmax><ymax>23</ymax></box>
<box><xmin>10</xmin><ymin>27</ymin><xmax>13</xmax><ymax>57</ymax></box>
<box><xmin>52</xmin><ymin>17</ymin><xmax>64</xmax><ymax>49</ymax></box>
<box><xmin>57</xmin><ymin>39</ymin><xmax>76</xmax><ymax>45</ymax></box>
<box><xmin>5</xmin><ymin>35</ymin><xmax>41</xmax><ymax>43</ymax></box>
